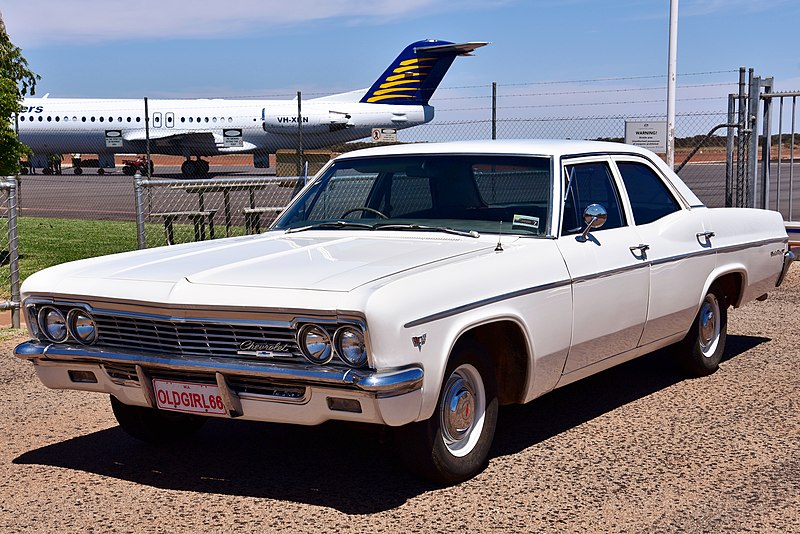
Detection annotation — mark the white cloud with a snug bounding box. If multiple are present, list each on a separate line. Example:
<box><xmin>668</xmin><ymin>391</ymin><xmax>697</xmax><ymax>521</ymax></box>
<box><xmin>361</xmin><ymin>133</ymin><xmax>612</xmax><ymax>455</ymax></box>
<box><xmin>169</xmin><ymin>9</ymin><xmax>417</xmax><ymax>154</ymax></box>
<box><xmin>3</xmin><ymin>0</ymin><xmax>507</xmax><ymax>48</ymax></box>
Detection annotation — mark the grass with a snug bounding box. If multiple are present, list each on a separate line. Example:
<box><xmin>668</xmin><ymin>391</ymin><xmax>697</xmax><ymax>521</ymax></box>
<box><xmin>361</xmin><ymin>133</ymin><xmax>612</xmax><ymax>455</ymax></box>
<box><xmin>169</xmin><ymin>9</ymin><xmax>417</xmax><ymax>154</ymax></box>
<box><xmin>17</xmin><ymin>217</ymin><xmax>139</xmax><ymax>283</ymax></box>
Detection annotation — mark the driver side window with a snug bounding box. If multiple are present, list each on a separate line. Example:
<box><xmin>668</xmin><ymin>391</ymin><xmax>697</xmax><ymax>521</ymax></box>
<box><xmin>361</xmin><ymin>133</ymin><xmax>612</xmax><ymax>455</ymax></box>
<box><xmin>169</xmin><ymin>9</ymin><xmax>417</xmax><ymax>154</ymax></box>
<box><xmin>562</xmin><ymin>161</ymin><xmax>626</xmax><ymax>235</ymax></box>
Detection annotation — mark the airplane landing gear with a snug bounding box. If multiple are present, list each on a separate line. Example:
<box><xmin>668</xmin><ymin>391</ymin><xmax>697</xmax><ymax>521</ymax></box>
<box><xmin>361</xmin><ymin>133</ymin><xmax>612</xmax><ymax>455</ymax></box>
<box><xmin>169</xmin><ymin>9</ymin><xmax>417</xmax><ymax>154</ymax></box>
<box><xmin>181</xmin><ymin>158</ymin><xmax>209</xmax><ymax>178</ymax></box>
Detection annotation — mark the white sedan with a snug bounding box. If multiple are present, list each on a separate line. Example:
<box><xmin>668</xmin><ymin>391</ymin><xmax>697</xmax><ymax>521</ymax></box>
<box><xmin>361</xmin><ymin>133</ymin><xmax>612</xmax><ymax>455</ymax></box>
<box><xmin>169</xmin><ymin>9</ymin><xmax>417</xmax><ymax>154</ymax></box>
<box><xmin>15</xmin><ymin>140</ymin><xmax>793</xmax><ymax>483</ymax></box>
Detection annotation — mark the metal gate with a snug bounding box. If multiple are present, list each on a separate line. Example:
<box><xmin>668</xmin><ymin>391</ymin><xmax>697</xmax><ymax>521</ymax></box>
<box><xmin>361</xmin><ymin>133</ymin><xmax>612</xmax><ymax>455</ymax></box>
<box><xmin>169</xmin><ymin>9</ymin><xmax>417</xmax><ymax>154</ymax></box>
<box><xmin>724</xmin><ymin>68</ymin><xmax>800</xmax><ymax>220</ymax></box>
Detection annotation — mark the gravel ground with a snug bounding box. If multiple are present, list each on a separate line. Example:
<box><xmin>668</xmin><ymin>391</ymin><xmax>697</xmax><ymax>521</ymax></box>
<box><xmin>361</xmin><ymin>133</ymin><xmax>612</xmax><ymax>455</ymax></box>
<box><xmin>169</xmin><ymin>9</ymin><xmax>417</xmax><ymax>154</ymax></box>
<box><xmin>1</xmin><ymin>270</ymin><xmax>798</xmax><ymax>533</ymax></box>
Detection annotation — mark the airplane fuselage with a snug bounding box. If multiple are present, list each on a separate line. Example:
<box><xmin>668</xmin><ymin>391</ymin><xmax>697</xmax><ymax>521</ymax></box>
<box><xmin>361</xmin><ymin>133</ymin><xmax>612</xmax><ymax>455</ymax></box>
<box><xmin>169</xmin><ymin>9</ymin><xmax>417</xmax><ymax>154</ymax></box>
<box><xmin>16</xmin><ymin>97</ymin><xmax>434</xmax><ymax>158</ymax></box>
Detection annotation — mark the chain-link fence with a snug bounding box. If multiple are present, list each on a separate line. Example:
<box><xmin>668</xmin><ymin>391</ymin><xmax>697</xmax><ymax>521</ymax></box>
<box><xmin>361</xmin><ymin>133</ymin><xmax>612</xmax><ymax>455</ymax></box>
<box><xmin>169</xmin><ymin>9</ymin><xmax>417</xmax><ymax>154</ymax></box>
<box><xmin>0</xmin><ymin>178</ymin><xmax>21</xmax><ymax>326</ymax></box>
<box><xmin>135</xmin><ymin>176</ymin><xmax>301</xmax><ymax>248</ymax></box>
<box><xmin>12</xmin><ymin>69</ymin><xmax>777</xmax><ymax>257</ymax></box>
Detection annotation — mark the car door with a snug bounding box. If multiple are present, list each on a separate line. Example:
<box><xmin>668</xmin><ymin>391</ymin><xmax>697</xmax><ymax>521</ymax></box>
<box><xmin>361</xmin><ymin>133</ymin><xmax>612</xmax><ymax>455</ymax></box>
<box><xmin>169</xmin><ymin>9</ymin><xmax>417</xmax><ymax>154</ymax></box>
<box><xmin>557</xmin><ymin>157</ymin><xmax>650</xmax><ymax>374</ymax></box>
<box><xmin>612</xmin><ymin>156</ymin><xmax>716</xmax><ymax>346</ymax></box>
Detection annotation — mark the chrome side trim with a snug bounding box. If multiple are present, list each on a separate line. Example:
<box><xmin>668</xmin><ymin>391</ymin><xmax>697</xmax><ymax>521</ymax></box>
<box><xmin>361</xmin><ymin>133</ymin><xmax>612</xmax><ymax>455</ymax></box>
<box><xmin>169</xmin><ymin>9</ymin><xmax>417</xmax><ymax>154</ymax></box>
<box><xmin>404</xmin><ymin>280</ymin><xmax>571</xmax><ymax>328</ymax></box>
<box><xmin>404</xmin><ymin>236</ymin><xmax>788</xmax><ymax>328</ymax></box>
<box><xmin>14</xmin><ymin>341</ymin><xmax>423</xmax><ymax>397</ymax></box>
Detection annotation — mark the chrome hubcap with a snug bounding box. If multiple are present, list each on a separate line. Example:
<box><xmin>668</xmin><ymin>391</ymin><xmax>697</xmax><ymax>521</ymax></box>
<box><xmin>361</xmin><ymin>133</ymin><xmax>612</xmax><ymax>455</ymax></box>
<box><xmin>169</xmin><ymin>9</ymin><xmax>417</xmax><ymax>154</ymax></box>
<box><xmin>439</xmin><ymin>364</ymin><xmax>486</xmax><ymax>457</ymax></box>
<box><xmin>699</xmin><ymin>295</ymin><xmax>720</xmax><ymax>357</ymax></box>
<box><xmin>442</xmin><ymin>377</ymin><xmax>476</xmax><ymax>441</ymax></box>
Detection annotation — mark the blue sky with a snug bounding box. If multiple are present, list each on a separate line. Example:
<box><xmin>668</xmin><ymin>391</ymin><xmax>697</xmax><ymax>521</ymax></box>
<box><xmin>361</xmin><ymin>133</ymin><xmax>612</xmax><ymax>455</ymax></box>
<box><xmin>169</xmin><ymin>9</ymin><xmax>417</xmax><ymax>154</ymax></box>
<box><xmin>4</xmin><ymin>0</ymin><xmax>799</xmax><ymax>123</ymax></box>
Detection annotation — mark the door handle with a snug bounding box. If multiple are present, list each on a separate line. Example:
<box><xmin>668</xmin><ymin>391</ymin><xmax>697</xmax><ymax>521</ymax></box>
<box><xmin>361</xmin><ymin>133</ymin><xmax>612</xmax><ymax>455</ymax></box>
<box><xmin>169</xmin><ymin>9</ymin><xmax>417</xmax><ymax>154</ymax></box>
<box><xmin>629</xmin><ymin>243</ymin><xmax>650</xmax><ymax>253</ymax></box>
<box><xmin>696</xmin><ymin>231</ymin><xmax>715</xmax><ymax>240</ymax></box>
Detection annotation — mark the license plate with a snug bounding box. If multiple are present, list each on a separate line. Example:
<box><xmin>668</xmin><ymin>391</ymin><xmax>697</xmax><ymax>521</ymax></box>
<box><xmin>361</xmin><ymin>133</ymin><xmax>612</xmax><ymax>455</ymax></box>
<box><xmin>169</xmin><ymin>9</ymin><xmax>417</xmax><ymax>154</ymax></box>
<box><xmin>152</xmin><ymin>378</ymin><xmax>227</xmax><ymax>416</ymax></box>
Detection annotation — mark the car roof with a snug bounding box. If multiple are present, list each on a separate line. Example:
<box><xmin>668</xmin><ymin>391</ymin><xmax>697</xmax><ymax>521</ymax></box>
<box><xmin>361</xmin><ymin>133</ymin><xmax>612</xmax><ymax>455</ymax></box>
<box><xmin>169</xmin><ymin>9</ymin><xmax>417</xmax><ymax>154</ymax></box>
<box><xmin>334</xmin><ymin>139</ymin><xmax>658</xmax><ymax>160</ymax></box>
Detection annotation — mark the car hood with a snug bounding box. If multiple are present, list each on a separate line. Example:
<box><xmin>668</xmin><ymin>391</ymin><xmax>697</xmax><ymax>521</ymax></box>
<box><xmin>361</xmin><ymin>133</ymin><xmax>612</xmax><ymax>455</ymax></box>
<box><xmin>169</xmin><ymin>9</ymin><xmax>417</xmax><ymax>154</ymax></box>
<box><xmin>52</xmin><ymin>231</ymin><xmax>496</xmax><ymax>293</ymax></box>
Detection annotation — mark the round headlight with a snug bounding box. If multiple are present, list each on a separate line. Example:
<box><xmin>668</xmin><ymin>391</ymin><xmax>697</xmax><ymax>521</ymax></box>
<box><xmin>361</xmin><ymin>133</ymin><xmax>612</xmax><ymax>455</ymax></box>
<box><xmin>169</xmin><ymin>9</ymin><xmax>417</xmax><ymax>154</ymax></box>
<box><xmin>297</xmin><ymin>324</ymin><xmax>333</xmax><ymax>364</ymax></box>
<box><xmin>38</xmin><ymin>307</ymin><xmax>68</xmax><ymax>342</ymax></box>
<box><xmin>335</xmin><ymin>326</ymin><xmax>367</xmax><ymax>367</ymax></box>
<box><xmin>68</xmin><ymin>309</ymin><xmax>97</xmax><ymax>344</ymax></box>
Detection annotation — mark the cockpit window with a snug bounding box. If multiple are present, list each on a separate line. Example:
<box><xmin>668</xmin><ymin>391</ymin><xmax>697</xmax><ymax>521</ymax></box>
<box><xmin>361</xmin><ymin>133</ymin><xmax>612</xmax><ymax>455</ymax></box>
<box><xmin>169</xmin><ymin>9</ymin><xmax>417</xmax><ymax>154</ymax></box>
<box><xmin>273</xmin><ymin>154</ymin><xmax>553</xmax><ymax>236</ymax></box>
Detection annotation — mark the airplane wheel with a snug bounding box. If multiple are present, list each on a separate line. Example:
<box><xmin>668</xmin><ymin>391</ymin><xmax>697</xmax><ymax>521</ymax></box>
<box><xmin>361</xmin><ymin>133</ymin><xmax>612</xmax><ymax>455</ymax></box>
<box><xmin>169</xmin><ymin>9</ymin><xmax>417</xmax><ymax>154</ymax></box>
<box><xmin>181</xmin><ymin>160</ymin><xmax>198</xmax><ymax>177</ymax></box>
<box><xmin>98</xmin><ymin>168</ymin><xmax>105</xmax><ymax>175</ymax></box>
<box><xmin>74</xmin><ymin>167</ymin><xmax>83</xmax><ymax>175</ymax></box>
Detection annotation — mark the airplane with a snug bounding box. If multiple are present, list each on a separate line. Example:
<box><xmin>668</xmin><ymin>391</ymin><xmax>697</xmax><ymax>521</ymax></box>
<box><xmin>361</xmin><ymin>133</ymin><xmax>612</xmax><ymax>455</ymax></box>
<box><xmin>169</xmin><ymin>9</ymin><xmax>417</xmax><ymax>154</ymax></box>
<box><xmin>15</xmin><ymin>39</ymin><xmax>487</xmax><ymax>177</ymax></box>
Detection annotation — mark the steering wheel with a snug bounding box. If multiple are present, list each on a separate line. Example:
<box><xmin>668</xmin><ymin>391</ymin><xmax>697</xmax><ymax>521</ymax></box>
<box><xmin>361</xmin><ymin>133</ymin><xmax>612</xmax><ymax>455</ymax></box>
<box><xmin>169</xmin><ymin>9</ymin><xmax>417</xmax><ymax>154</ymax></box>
<box><xmin>340</xmin><ymin>206</ymin><xmax>389</xmax><ymax>219</ymax></box>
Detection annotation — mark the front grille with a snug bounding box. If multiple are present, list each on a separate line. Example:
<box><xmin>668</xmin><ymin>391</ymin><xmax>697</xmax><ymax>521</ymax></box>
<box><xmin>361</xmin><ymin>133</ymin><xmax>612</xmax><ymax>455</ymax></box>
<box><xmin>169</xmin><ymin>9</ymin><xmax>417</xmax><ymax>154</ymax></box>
<box><xmin>92</xmin><ymin>312</ymin><xmax>303</xmax><ymax>363</ymax></box>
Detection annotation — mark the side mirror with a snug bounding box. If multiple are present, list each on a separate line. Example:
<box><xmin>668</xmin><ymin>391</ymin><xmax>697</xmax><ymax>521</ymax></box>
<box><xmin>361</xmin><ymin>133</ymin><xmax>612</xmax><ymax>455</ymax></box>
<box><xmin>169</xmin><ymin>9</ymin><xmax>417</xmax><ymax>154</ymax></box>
<box><xmin>578</xmin><ymin>203</ymin><xmax>607</xmax><ymax>241</ymax></box>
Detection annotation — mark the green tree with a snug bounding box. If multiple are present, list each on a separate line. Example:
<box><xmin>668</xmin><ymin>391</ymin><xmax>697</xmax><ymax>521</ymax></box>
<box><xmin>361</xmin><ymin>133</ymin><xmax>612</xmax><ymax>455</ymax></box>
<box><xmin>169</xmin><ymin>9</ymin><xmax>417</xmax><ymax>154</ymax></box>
<box><xmin>0</xmin><ymin>11</ymin><xmax>40</xmax><ymax>175</ymax></box>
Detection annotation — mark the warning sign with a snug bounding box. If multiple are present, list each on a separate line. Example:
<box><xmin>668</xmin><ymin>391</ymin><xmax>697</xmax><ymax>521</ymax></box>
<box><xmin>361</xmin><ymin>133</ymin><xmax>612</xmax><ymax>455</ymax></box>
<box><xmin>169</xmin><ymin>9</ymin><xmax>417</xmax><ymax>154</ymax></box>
<box><xmin>624</xmin><ymin>121</ymin><xmax>667</xmax><ymax>152</ymax></box>
<box><xmin>371</xmin><ymin>128</ymin><xmax>397</xmax><ymax>143</ymax></box>
<box><xmin>223</xmin><ymin>129</ymin><xmax>243</xmax><ymax>148</ymax></box>
<box><xmin>105</xmin><ymin>130</ymin><xmax>123</xmax><ymax>148</ymax></box>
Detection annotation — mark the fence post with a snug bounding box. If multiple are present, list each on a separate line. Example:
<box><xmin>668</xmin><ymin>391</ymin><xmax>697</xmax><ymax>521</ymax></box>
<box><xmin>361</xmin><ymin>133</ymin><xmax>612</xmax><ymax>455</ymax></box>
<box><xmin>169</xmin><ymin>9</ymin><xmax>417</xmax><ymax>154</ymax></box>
<box><xmin>7</xmin><ymin>178</ymin><xmax>20</xmax><ymax>328</ymax></box>
<box><xmin>144</xmin><ymin>97</ymin><xmax>152</xmax><ymax>178</ymax></box>
<box><xmin>747</xmin><ymin>73</ymin><xmax>761</xmax><ymax>208</ymax></box>
<box><xmin>725</xmin><ymin>94</ymin><xmax>736</xmax><ymax>207</ymax></box>
<box><xmin>492</xmin><ymin>82</ymin><xmax>497</xmax><ymax>140</ymax></box>
<box><xmin>134</xmin><ymin>173</ymin><xmax>147</xmax><ymax>249</ymax></box>
<box><xmin>297</xmin><ymin>90</ymin><xmax>304</xmax><ymax>178</ymax></box>
<box><xmin>759</xmin><ymin>77</ymin><xmax>774</xmax><ymax>210</ymax></box>
<box><xmin>736</xmin><ymin>67</ymin><xmax>747</xmax><ymax>207</ymax></box>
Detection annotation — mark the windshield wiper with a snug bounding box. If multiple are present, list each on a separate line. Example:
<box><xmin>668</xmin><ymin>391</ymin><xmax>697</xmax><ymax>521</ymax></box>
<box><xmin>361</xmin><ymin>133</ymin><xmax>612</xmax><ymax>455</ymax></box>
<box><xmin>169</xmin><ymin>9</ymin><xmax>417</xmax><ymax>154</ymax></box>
<box><xmin>284</xmin><ymin>220</ymin><xmax>376</xmax><ymax>234</ymax></box>
<box><xmin>374</xmin><ymin>223</ymin><xmax>480</xmax><ymax>238</ymax></box>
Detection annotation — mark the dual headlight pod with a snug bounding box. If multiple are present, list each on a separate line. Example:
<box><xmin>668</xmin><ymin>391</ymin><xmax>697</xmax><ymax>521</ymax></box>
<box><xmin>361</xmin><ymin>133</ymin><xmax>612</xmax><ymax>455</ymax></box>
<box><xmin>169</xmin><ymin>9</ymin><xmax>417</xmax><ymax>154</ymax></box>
<box><xmin>297</xmin><ymin>324</ymin><xmax>368</xmax><ymax>368</ymax></box>
<box><xmin>36</xmin><ymin>306</ymin><xmax>97</xmax><ymax>344</ymax></box>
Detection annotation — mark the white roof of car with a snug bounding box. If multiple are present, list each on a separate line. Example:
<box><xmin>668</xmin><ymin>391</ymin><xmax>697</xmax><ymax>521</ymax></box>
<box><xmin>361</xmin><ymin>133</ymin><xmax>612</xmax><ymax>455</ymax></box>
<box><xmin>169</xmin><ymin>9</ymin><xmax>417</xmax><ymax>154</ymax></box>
<box><xmin>336</xmin><ymin>139</ymin><xmax>657</xmax><ymax>160</ymax></box>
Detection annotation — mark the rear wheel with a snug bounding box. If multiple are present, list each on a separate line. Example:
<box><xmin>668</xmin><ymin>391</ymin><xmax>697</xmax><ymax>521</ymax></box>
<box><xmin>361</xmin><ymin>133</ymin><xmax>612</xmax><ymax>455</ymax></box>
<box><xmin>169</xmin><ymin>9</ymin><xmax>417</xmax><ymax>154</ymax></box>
<box><xmin>97</xmin><ymin>168</ymin><xmax>105</xmax><ymax>175</ymax></box>
<box><xmin>396</xmin><ymin>348</ymin><xmax>498</xmax><ymax>484</ymax></box>
<box><xmin>110</xmin><ymin>395</ymin><xmax>206</xmax><ymax>444</ymax></box>
<box><xmin>673</xmin><ymin>285</ymin><xmax>727</xmax><ymax>376</ymax></box>
<box><xmin>73</xmin><ymin>167</ymin><xmax>83</xmax><ymax>175</ymax></box>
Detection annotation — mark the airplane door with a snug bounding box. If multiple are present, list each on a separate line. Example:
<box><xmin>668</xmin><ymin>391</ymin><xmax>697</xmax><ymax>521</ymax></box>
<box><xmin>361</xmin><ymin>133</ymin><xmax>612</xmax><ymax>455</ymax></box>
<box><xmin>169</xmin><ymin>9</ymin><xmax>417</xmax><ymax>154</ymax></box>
<box><xmin>153</xmin><ymin>112</ymin><xmax>162</xmax><ymax>128</ymax></box>
<box><xmin>165</xmin><ymin>112</ymin><xmax>174</xmax><ymax>128</ymax></box>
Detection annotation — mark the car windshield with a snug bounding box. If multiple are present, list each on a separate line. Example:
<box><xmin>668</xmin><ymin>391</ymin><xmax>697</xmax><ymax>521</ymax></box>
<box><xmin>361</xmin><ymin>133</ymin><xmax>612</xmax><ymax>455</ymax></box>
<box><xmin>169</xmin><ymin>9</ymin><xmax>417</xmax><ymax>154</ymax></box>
<box><xmin>273</xmin><ymin>154</ymin><xmax>553</xmax><ymax>236</ymax></box>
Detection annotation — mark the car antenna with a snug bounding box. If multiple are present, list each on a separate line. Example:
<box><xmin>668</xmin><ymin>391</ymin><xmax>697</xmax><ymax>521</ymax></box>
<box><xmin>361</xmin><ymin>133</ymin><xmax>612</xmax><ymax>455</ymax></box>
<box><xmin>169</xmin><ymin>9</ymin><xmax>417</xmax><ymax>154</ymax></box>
<box><xmin>495</xmin><ymin>221</ymin><xmax>504</xmax><ymax>252</ymax></box>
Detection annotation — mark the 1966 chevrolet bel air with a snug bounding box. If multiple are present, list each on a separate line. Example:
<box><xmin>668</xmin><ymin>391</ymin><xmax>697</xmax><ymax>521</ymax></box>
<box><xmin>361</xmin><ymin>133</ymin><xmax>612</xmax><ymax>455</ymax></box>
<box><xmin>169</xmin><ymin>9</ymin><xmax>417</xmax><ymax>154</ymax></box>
<box><xmin>15</xmin><ymin>140</ymin><xmax>794</xmax><ymax>483</ymax></box>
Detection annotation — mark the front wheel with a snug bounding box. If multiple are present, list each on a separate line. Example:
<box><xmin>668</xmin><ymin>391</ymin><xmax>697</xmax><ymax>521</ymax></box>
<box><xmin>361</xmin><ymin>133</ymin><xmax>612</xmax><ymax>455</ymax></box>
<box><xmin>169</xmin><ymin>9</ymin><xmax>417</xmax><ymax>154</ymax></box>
<box><xmin>673</xmin><ymin>285</ymin><xmax>727</xmax><ymax>376</ymax></box>
<box><xmin>395</xmin><ymin>349</ymin><xmax>498</xmax><ymax>484</ymax></box>
<box><xmin>110</xmin><ymin>395</ymin><xmax>206</xmax><ymax>444</ymax></box>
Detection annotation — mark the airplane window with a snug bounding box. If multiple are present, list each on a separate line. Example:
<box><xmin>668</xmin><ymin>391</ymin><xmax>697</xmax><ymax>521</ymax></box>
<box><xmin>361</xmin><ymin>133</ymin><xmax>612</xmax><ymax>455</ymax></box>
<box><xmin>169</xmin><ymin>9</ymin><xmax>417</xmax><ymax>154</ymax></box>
<box><xmin>180</xmin><ymin>117</ymin><xmax>185</xmax><ymax>123</ymax></box>
<box><xmin>55</xmin><ymin>116</ymin><xmax>60</xmax><ymax>122</ymax></box>
<box><xmin>19</xmin><ymin>116</ymin><xmax>24</xmax><ymax>121</ymax></box>
<box><xmin>127</xmin><ymin>117</ymin><xmax>131</xmax><ymax>122</ymax></box>
<box><xmin>213</xmin><ymin>117</ymin><xmax>217</xmax><ymax>123</ymax></box>
<box><xmin>47</xmin><ymin>116</ymin><xmax>52</xmax><ymax>122</ymax></box>
<box><xmin>72</xmin><ymin>116</ymin><xmax>77</xmax><ymax>121</ymax></box>
<box><xmin>91</xmin><ymin>117</ymin><xmax>95</xmax><ymax>122</ymax></box>
<box><xmin>118</xmin><ymin>117</ymin><xmax>122</xmax><ymax>122</ymax></box>
<box><xmin>108</xmin><ymin>117</ymin><xmax>113</xmax><ymax>122</ymax></box>
<box><xmin>136</xmin><ymin>117</ymin><xmax>141</xmax><ymax>122</ymax></box>
<box><xmin>82</xmin><ymin>117</ymin><xmax>86</xmax><ymax>122</ymax></box>
<box><xmin>99</xmin><ymin>117</ymin><xmax>104</xmax><ymax>122</ymax></box>
<box><xmin>228</xmin><ymin>117</ymin><xmax>233</xmax><ymax>122</ymax></box>
<box><xmin>38</xmin><ymin>116</ymin><xmax>43</xmax><ymax>121</ymax></box>
<box><xmin>197</xmin><ymin>117</ymin><xmax>201</xmax><ymax>122</ymax></box>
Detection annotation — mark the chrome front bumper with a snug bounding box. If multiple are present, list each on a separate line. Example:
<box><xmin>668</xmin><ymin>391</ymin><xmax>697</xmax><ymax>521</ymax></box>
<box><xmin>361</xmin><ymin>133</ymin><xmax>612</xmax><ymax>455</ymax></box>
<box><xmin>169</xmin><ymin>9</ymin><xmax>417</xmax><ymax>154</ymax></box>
<box><xmin>14</xmin><ymin>341</ymin><xmax>424</xmax><ymax>398</ymax></box>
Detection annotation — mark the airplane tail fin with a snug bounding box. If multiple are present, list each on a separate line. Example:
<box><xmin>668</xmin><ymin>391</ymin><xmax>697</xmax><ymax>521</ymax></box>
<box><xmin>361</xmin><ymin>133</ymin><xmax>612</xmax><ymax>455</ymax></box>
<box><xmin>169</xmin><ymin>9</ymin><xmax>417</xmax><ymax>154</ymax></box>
<box><xmin>360</xmin><ymin>40</ymin><xmax>488</xmax><ymax>105</ymax></box>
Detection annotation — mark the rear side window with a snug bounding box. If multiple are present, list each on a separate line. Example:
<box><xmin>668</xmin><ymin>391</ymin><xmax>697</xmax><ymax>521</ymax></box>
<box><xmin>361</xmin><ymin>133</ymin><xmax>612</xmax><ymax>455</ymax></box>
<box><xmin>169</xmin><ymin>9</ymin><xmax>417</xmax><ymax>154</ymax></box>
<box><xmin>617</xmin><ymin>162</ymin><xmax>680</xmax><ymax>225</ymax></box>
